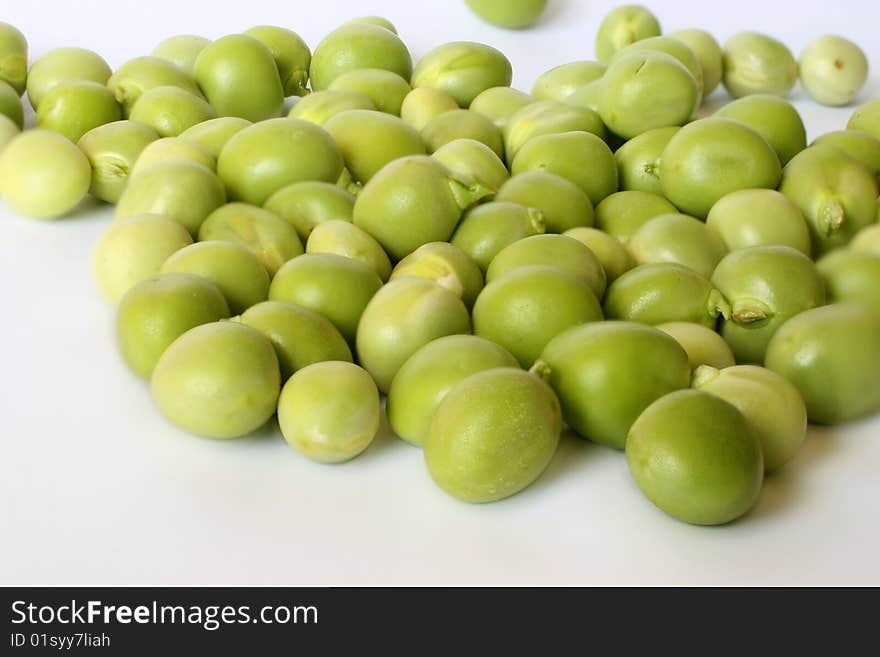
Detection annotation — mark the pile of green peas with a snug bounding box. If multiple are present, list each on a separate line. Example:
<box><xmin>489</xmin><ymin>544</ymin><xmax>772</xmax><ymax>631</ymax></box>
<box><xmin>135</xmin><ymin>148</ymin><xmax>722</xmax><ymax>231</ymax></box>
<box><xmin>1</xmin><ymin>3</ymin><xmax>879</xmax><ymax>524</ymax></box>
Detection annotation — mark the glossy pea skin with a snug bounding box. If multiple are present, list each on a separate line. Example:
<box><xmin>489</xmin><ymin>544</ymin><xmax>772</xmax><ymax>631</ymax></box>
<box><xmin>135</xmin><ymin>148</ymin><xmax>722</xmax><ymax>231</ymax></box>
<box><xmin>412</xmin><ymin>41</ymin><xmax>512</xmax><ymax>107</ymax></box>
<box><xmin>179</xmin><ymin>117</ymin><xmax>251</xmax><ymax>159</ymax></box>
<box><xmin>563</xmin><ymin>227</ymin><xmax>633</xmax><ymax>283</ymax></box>
<box><xmin>0</xmin><ymin>22</ymin><xmax>27</xmax><ymax>95</ymax></box>
<box><xmin>594</xmin><ymin>190</ymin><xmax>678</xmax><ymax>243</ymax></box>
<box><xmin>0</xmin><ymin>79</ymin><xmax>22</xmax><ymax>127</ymax></box>
<box><xmin>722</xmin><ymin>32</ymin><xmax>798</xmax><ymax>98</ymax></box>
<box><xmin>626</xmin><ymin>389</ymin><xmax>763</xmax><ymax>525</ymax></box>
<box><xmin>668</xmin><ymin>29</ymin><xmax>723</xmax><ymax>95</ymax></box>
<box><xmin>0</xmin><ymin>129</ymin><xmax>91</xmax><ymax>219</ymax></box>
<box><xmin>289</xmin><ymin>89</ymin><xmax>376</xmax><ymax>125</ymax></box>
<box><xmin>465</xmin><ymin>0</ymin><xmax>547</xmax><ymax>29</ymax></box>
<box><xmin>559</xmin><ymin>78</ymin><xmax>604</xmax><ymax>113</ymax></box>
<box><xmin>706</xmin><ymin>189</ymin><xmax>811</xmax><ymax>256</ymax></box>
<box><xmin>496</xmin><ymin>170</ymin><xmax>594</xmax><ymax>233</ymax></box>
<box><xmin>778</xmin><ymin>144</ymin><xmax>879</xmax><ymax>256</ymax></box>
<box><xmin>328</xmin><ymin>68</ymin><xmax>411</xmax><ymax>116</ymax></box>
<box><xmin>116</xmin><ymin>273</ymin><xmax>230</xmax><ymax>379</ymax></box>
<box><xmin>128</xmin><ymin>85</ymin><xmax>216</xmax><ymax>138</ymax></box>
<box><xmin>469</xmin><ymin>86</ymin><xmax>534</xmax><ymax>129</ymax></box>
<box><xmin>511</xmin><ymin>130</ymin><xmax>618</xmax><ymax>206</ymax></box>
<box><xmin>765</xmin><ymin>303</ymin><xmax>880</xmax><ymax>424</ymax></box>
<box><xmin>356</xmin><ymin>277</ymin><xmax>471</xmax><ymax>393</ymax></box>
<box><xmin>604</xmin><ymin>263</ymin><xmax>729</xmax><ymax>328</ymax></box>
<box><xmin>390</xmin><ymin>241</ymin><xmax>484</xmax><ymax>309</ymax></box>
<box><xmin>93</xmin><ymin>214</ymin><xmax>194</xmax><ymax>304</ymax></box>
<box><xmin>715</xmin><ymin>95</ymin><xmax>806</xmax><ymax>165</ymax></box>
<box><xmin>594</xmin><ymin>5</ymin><xmax>661</xmax><ymax>64</ymax></box>
<box><xmin>816</xmin><ymin>249</ymin><xmax>880</xmax><ymax>314</ymax></box>
<box><xmin>151</xmin><ymin>322</ymin><xmax>280</xmax><ymax>439</ymax></box>
<box><xmin>503</xmin><ymin>100</ymin><xmax>606</xmax><ymax>164</ymax></box>
<box><xmin>36</xmin><ymin>81</ymin><xmax>121</xmax><ymax>143</ymax></box>
<box><xmin>474</xmin><ymin>265</ymin><xmax>603</xmax><ymax>368</ymax></box>
<box><xmin>244</xmin><ymin>26</ymin><xmax>311</xmax><ymax>98</ymax></box>
<box><xmin>399</xmin><ymin>86</ymin><xmax>459</xmax><ymax>132</ymax></box>
<box><xmin>847</xmin><ymin>99</ymin><xmax>880</xmax><ymax>140</ymax></box>
<box><xmin>151</xmin><ymin>35</ymin><xmax>211</xmax><ymax>76</ymax></box>
<box><xmin>77</xmin><ymin>120</ymin><xmax>159</xmax><ymax>203</ymax></box>
<box><xmin>307</xmin><ymin>219</ymin><xmax>392</xmax><ymax>281</ymax></box>
<box><xmin>659</xmin><ymin>117</ymin><xmax>782</xmax><ymax>219</ymax></box>
<box><xmin>450</xmin><ymin>201</ymin><xmax>546</xmax><ymax>272</ymax></box>
<box><xmin>263</xmin><ymin>180</ymin><xmax>355</xmax><ymax>242</ymax></box>
<box><xmin>269</xmin><ymin>253</ymin><xmax>382</xmax><ymax>345</ymax></box>
<box><xmin>129</xmin><ymin>137</ymin><xmax>215</xmax><ymax>178</ymax></box>
<box><xmin>610</xmin><ymin>36</ymin><xmax>704</xmax><ymax>97</ymax></box>
<box><xmin>324</xmin><ymin>109</ymin><xmax>426</xmax><ymax>185</ymax></box>
<box><xmin>431</xmin><ymin>138</ymin><xmax>510</xmax><ymax>193</ymax></box>
<box><xmin>217</xmin><ymin>118</ymin><xmax>343</xmax><ymax>206</ymax></box>
<box><xmin>533</xmin><ymin>321</ymin><xmax>690</xmax><ymax>449</ymax></box>
<box><xmin>627</xmin><ymin>213</ymin><xmax>728</xmax><ymax>279</ymax></box>
<box><xmin>107</xmin><ymin>56</ymin><xmax>203</xmax><ymax>116</ymax></box>
<box><xmin>422</xmin><ymin>109</ymin><xmax>503</xmax><ymax>159</ymax></box>
<box><xmin>799</xmin><ymin>35</ymin><xmax>868</xmax><ymax>107</ymax></box>
<box><xmin>342</xmin><ymin>16</ymin><xmax>398</xmax><ymax>34</ymax></box>
<box><xmin>26</xmin><ymin>47</ymin><xmax>111</xmax><ymax>110</ymax></box>
<box><xmin>851</xmin><ymin>224</ymin><xmax>880</xmax><ymax>256</ymax></box>
<box><xmin>532</xmin><ymin>60</ymin><xmax>606</xmax><ymax>101</ymax></box>
<box><xmin>0</xmin><ymin>114</ymin><xmax>19</xmax><ymax>151</ymax></box>
<box><xmin>310</xmin><ymin>23</ymin><xmax>412</xmax><ymax>92</ymax></box>
<box><xmin>812</xmin><ymin>130</ymin><xmax>880</xmax><ymax>184</ymax></box>
<box><xmin>655</xmin><ymin>322</ymin><xmax>735</xmax><ymax>372</ymax></box>
<box><xmin>614</xmin><ymin>126</ymin><xmax>679</xmax><ymax>196</ymax></box>
<box><xmin>387</xmin><ymin>335</ymin><xmax>518</xmax><ymax>446</ymax></box>
<box><xmin>712</xmin><ymin>245</ymin><xmax>826</xmax><ymax>364</ymax></box>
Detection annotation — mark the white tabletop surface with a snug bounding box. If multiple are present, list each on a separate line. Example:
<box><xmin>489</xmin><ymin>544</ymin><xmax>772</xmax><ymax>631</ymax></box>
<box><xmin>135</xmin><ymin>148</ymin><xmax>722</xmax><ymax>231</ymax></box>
<box><xmin>2</xmin><ymin>0</ymin><xmax>879</xmax><ymax>586</ymax></box>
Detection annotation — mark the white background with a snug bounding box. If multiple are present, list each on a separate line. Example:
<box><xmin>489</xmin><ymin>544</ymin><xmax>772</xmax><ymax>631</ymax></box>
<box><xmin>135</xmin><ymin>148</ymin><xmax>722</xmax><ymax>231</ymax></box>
<box><xmin>1</xmin><ymin>0</ymin><xmax>878</xmax><ymax>586</ymax></box>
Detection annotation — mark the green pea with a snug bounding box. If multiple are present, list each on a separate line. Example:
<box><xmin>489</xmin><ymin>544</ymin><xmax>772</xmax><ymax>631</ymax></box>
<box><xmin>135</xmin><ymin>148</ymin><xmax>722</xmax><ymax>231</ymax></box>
<box><xmin>269</xmin><ymin>253</ymin><xmax>382</xmax><ymax>345</ymax></box>
<box><xmin>425</xmin><ymin>367</ymin><xmax>561</xmax><ymax>503</ymax></box>
<box><xmin>115</xmin><ymin>272</ymin><xmax>229</xmax><ymax>379</ymax></box>
<box><xmin>722</xmin><ymin>32</ymin><xmax>798</xmax><ymax>98</ymax></box>
<box><xmin>390</xmin><ymin>241</ymin><xmax>484</xmax><ymax>309</ymax></box>
<box><xmin>799</xmin><ymin>35</ymin><xmax>868</xmax><ymax>107</ymax></box>
<box><xmin>713</xmin><ymin>246</ymin><xmax>826</xmax><ymax>364</ymax></box>
<box><xmin>352</xmin><ymin>155</ymin><xmax>491</xmax><ymax>261</ymax></box>
<box><xmin>431</xmin><ymin>138</ymin><xmax>510</xmax><ymax>193</ymax></box>
<box><xmin>412</xmin><ymin>41</ymin><xmax>512</xmax><ymax>107</ymax></box>
<box><xmin>93</xmin><ymin>214</ymin><xmax>193</xmax><ymax>304</ymax></box>
<box><xmin>668</xmin><ymin>28</ymin><xmax>723</xmax><ymax>95</ymax></box>
<box><xmin>563</xmin><ymin>227</ymin><xmax>633</xmax><ymax>283</ymax></box>
<box><xmin>244</xmin><ymin>26</ymin><xmax>311</xmax><ymax>98</ymax></box>
<box><xmin>511</xmin><ymin>130</ymin><xmax>617</xmax><ymax>205</ymax></box>
<box><xmin>766</xmin><ymin>303</ymin><xmax>880</xmax><ymax>424</ymax></box>
<box><xmin>399</xmin><ymin>86</ymin><xmax>458</xmax><ymax>132</ymax></box>
<box><xmin>706</xmin><ymin>189</ymin><xmax>811</xmax><ymax>255</ymax></box>
<box><xmin>450</xmin><ymin>201</ymin><xmax>545</xmax><ymax>272</ymax></box>
<box><xmin>35</xmin><ymin>80</ymin><xmax>121</xmax><ymax>143</ymax></box>
<box><xmin>496</xmin><ymin>170</ymin><xmax>594</xmax><ymax>233</ymax></box>
<box><xmin>656</xmin><ymin>322</ymin><xmax>735</xmax><ymax>372</ymax></box>
<box><xmin>594</xmin><ymin>5</ymin><xmax>661</xmax><ymax>64</ymax></box>
<box><xmin>0</xmin><ymin>22</ymin><xmax>27</xmax><ymax>95</ymax></box>
<box><xmin>626</xmin><ymin>389</ymin><xmax>763</xmax><ymax>525</ymax></box>
<box><xmin>562</xmin><ymin>78</ymin><xmax>603</xmax><ymax>113</ymax></box>
<box><xmin>533</xmin><ymin>321</ymin><xmax>690</xmax><ymax>448</ymax></box>
<box><xmin>324</xmin><ymin>109</ymin><xmax>425</xmax><ymax>186</ymax></box>
<box><xmin>328</xmin><ymin>68</ymin><xmax>411</xmax><ymax>116</ymax></box>
<box><xmin>130</xmin><ymin>137</ymin><xmax>215</xmax><ymax>179</ymax></box>
<box><xmin>152</xmin><ymin>322</ymin><xmax>280</xmax><ymax>438</ymax></box>
<box><xmin>610</xmin><ymin>36</ymin><xmax>704</xmax><ymax>97</ymax></box>
<box><xmin>660</xmin><ymin>117</ymin><xmax>782</xmax><ymax>219</ymax></box>
<box><xmin>0</xmin><ymin>113</ymin><xmax>19</xmax><ymax>152</ymax></box>
<box><xmin>387</xmin><ymin>335</ymin><xmax>518</xmax><ymax>446</ymax></box>
<box><xmin>714</xmin><ymin>95</ymin><xmax>806</xmax><ymax>165</ymax></box>
<box><xmin>0</xmin><ymin>79</ymin><xmax>22</xmax><ymax>127</ymax></box>
<box><xmin>288</xmin><ymin>89</ymin><xmax>376</xmax><ymax>125</ymax></box>
<box><xmin>263</xmin><ymin>180</ymin><xmax>355</xmax><ymax>242</ymax></box>
<box><xmin>76</xmin><ymin>120</ymin><xmax>158</xmax><ymax>203</ymax></box>
<box><xmin>107</xmin><ymin>56</ymin><xmax>202</xmax><ymax>116</ymax></box>
<box><xmin>341</xmin><ymin>16</ymin><xmax>398</xmax><ymax>34</ymax></box>
<box><xmin>178</xmin><ymin>117</ymin><xmax>251</xmax><ymax>159</ymax></box>
<box><xmin>604</xmin><ymin>263</ymin><xmax>730</xmax><ymax>328</ymax></box>
<box><xmin>27</xmin><ymin>47</ymin><xmax>111</xmax><ymax>110</ymax></box>
<box><xmin>817</xmin><ymin>249</ymin><xmax>880</xmax><ymax>314</ymax></box>
<box><xmin>217</xmin><ymin>118</ymin><xmax>343</xmax><ymax>206</ymax></box>
<box><xmin>614</xmin><ymin>126</ymin><xmax>680</xmax><ymax>195</ymax></box>
<box><xmin>239</xmin><ymin>301</ymin><xmax>352</xmax><ymax>380</ymax></box>
<box><xmin>851</xmin><ymin>224</ymin><xmax>880</xmax><ymax>256</ymax></box>
<box><xmin>778</xmin><ymin>144</ymin><xmax>878</xmax><ymax>255</ymax></box>
<box><xmin>356</xmin><ymin>277</ymin><xmax>471</xmax><ymax>393</ymax></box>
<box><xmin>628</xmin><ymin>213</ymin><xmax>728</xmax><ymax>279</ymax></box>
<box><xmin>422</xmin><ymin>109</ymin><xmax>503</xmax><ymax>159</ymax></box>
<box><xmin>0</xmin><ymin>129</ymin><xmax>91</xmax><ymax>219</ymax></box>
<box><xmin>532</xmin><ymin>60</ymin><xmax>606</xmax><ymax>101</ymax></box>
<box><xmin>594</xmin><ymin>190</ymin><xmax>678</xmax><ymax>243</ymax></box>
<box><xmin>847</xmin><ymin>99</ymin><xmax>880</xmax><ymax>140</ymax></box>
<box><xmin>128</xmin><ymin>85</ymin><xmax>215</xmax><ymax>138</ymax></box>
<box><xmin>503</xmin><ymin>99</ymin><xmax>605</xmax><ymax>164</ymax></box>
<box><xmin>469</xmin><ymin>86</ymin><xmax>534</xmax><ymax>129</ymax></box>
<box><xmin>465</xmin><ymin>0</ymin><xmax>547</xmax><ymax>29</ymax></box>
<box><xmin>812</xmin><ymin>129</ymin><xmax>880</xmax><ymax>184</ymax></box>
<box><xmin>310</xmin><ymin>23</ymin><xmax>412</xmax><ymax>92</ymax></box>
<box><xmin>151</xmin><ymin>35</ymin><xmax>210</xmax><ymax>76</ymax></box>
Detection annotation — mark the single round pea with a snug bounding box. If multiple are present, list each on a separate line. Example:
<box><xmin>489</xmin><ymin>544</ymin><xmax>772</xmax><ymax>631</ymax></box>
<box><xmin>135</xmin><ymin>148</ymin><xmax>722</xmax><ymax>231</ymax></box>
<box><xmin>399</xmin><ymin>86</ymin><xmax>458</xmax><ymax>132</ymax></box>
<box><xmin>766</xmin><ymin>303</ymin><xmax>880</xmax><ymax>424</ymax></box>
<box><xmin>269</xmin><ymin>253</ymin><xmax>382</xmax><ymax>344</ymax></box>
<box><xmin>532</xmin><ymin>60</ymin><xmax>606</xmax><ymax>101</ymax></box>
<box><xmin>851</xmin><ymin>224</ymin><xmax>880</xmax><ymax>256</ymax></box>
<box><xmin>511</xmin><ymin>130</ymin><xmax>618</xmax><ymax>205</ymax></box>
<box><xmin>116</xmin><ymin>273</ymin><xmax>230</xmax><ymax>380</ymax></box>
<box><xmin>151</xmin><ymin>35</ymin><xmax>210</xmax><ymax>76</ymax></box>
<box><xmin>263</xmin><ymin>180</ymin><xmax>355</xmax><ymax>242</ymax></box>
<box><xmin>594</xmin><ymin>5</ymin><xmax>661</xmax><ymax>64</ymax></box>
<box><xmin>0</xmin><ymin>22</ymin><xmax>27</xmax><ymax>95</ymax></box>
<box><xmin>390</xmin><ymin>241</ymin><xmax>484</xmax><ymax>309</ymax></box>
<box><xmin>152</xmin><ymin>322</ymin><xmax>280</xmax><ymax>439</ymax></box>
<box><xmin>35</xmin><ymin>80</ymin><xmax>121</xmax><ymax>143</ymax></box>
<box><xmin>0</xmin><ymin>79</ymin><xmax>22</xmax><ymax>127</ymax></box>
<box><xmin>533</xmin><ymin>321</ymin><xmax>690</xmax><ymax>448</ymax></box>
<box><xmin>288</xmin><ymin>89</ymin><xmax>376</xmax><ymax>125</ymax></box>
<box><xmin>244</xmin><ymin>26</ymin><xmax>311</xmax><ymax>98</ymax></box>
<box><xmin>626</xmin><ymin>389</ymin><xmax>763</xmax><ymax>525</ymax></box>
<box><xmin>496</xmin><ymin>170</ymin><xmax>594</xmax><ymax>233</ymax></box>
<box><xmin>713</xmin><ymin>245</ymin><xmax>826</xmax><ymax>364</ymax></box>
<box><xmin>812</xmin><ymin>129</ymin><xmax>880</xmax><ymax>184</ymax></box>
<box><xmin>817</xmin><ymin>249</ymin><xmax>880</xmax><ymax>314</ymax></box>
<box><xmin>778</xmin><ymin>144</ymin><xmax>879</xmax><ymax>255</ymax></box>
<box><xmin>26</xmin><ymin>47</ymin><xmax>111</xmax><ymax>110</ymax></box>
<box><xmin>847</xmin><ymin>99</ymin><xmax>880</xmax><ymax>140</ymax></box>
<box><xmin>563</xmin><ymin>227</ymin><xmax>633</xmax><ymax>283</ymax></box>
<box><xmin>722</xmin><ymin>32</ymin><xmax>798</xmax><ymax>98</ymax></box>
<box><xmin>342</xmin><ymin>16</ymin><xmax>398</xmax><ymax>34</ymax></box>
<box><xmin>128</xmin><ymin>85</ymin><xmax>216</xmax><ymax>138</ymax></box>
<box><xmin>107</xmin><ymin>56</ymin><xmax>202</xmax><ymax>116</ymax></box>
<box><xmin>660</xmin><ymin>117</ymin><xmax>782</xmax><ymax>219</ymax></box>
<box><xmin>714</xmin><ymin>95</ymin><xmax>806</xmax><ymax>165</ymax></box>
<box><xmin>465</xmin><ymin>0</ymin><xmax>547</xmax><ymax>29</ymax></box>
<box><xmin>610</xmin><ymin>36</ymin><xmax>704</xmax><ymax>97</ymax></box>
<box><xmin>431</xmin><ymin>138</ymin><xmax>510</xmax><ymax>193</ymax></box>
<box><xmin>450</xmin><ymin>201</ymin><xmax>545</xmax><ymax>272</ymax></box>
<box><xmin>387</xmin><ymin>335</ymin><xmax>518</xmax><ymax>446</ymax></box>
<box><xmin>178</xmin><ymin>117</ymin><xmax>251</xmax><ymax>159</ymax></box>
<box><xmin>324</xmin><ymin>109</ymin><xmax>425</xmax><ymax>185</ymax></box>
<box><xmin>130</xmin><ymin>137</ymin><xmax>215</xmax><ymax>179</ymax></box>
<box><xmin>594</xmin><ymin>190</ymin><xmax>678</xmax><ymax>244</ymax></box>
<box><xmin>306</xmin><ymin>219</ymin><xmax>391</xmax><ymax>281</ymax></box>
<box><xmin>469</xmin><ymin>86</ymin><xmax>534</xmax><ymax>129</ymax></box>
<box><xmin>0</xmin><ymin>114</ymin><xmax>19</xmax><ymax>152</ymax></box>
<box><xmin>668</xmin><ymin>29</ymin><xmax>723</xmax><ymax>95</ymax></box>
<box><xmin>425</xmin><ymin>367</ymin><xmax>561</xmax><ymax>503</ymax></box>
<box><xmin>352</xmin><ymin>155</ymin><xmax>491</xmax><ymax>261</ymax></box>
<box><xmin>356</xmin><ymin>277</ymin><xmax>471</xmax><ymax>393</ymax></box>
<box><xmin>0</xmin><ymin>129</ymin><xmax>91</xmax><ymax>219</ymax></box>
<box><xmin>503</xmin><ymin>99</ymin><xmax>605</xmax><ymax>165</ymax></box>
<box><xmin>628</xmin><ymin>213</ymin><xmax>728</xmax><ymax>279</ymax></box>
<box><xmin>412</xmin><ymin>41</ymin><xmax>512</xmax><ymax>107</ymax></box>
<box><xmin>706</xmin><ymin>189</ymin><xmax>811</xmax><ymax>255</ymax></box>
<box><xmin>799</xmin><ymin>35</ymin><xmax>868</xmax><ymax>107</ymax></box>
<box><xmin>604</xmin><ymin>263</ymin><xmax>730</xmax><ymax>328</ymax></box>
<box><xmin>310</xmin><ymin>23</ymin><xmax>412</xmax><ymax>92</ymax></box>
<box><xmin>614</xmin><ymin>126</ymin><xmax>680</xmax><ymax>195</ymax></box>
<box><xmin>217</xmin><ymin>118</ymin><xmax>343</xmax><ymax>206</ymax></box>
<box><xmin>328</xmin><ymin>68</ymin><xmax>411</xmax><ymax>116</ymax></box>
<box><xmin>656</xmin><ymin>322</ymin><xmax>735</xmax><ymax>372</ymax></box>
<box><xmin>93</xmin><ymin>213</ymin><xmax>193</xmax><ymax>304</ymax></box>
<box><xmin>422</xmin><ymin>109</ymin><xmax>503</xmax><ymax>158</ymax></box>
<box><xmin>76</xmin><ymin>120</ymin><xmax>158</xmax><ymax>203</ymax></box>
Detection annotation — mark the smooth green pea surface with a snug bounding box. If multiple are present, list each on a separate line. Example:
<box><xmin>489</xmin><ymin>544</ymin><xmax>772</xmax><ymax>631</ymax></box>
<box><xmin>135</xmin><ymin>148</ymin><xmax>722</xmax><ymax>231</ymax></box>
<box><xmin>817</xmin><ymin>249</ymin><xmax>880</xmax><ymax>313</ymax></box>
<box><xmin>532</xmin><ymin>60</ymin><xmax>606</xmax><ymax>101</ymax></box>
<box><xmin>26</xmin><ymin>47</ymin><xmax>111</xmax><ymax>109</ymax></box>
<box><xmin>307</xmin><ymin>219</ymin><xmax>392</xmax><ymax>281</ymax></box>
<box><xmin>668</xmin><ymin>29</ymin><xmax>723</xmax><ymax>95</ymax></box>
<box><xmin>799</xmin><ymin>35</ymin><xmax>868</xmax><ymax>107</ymax></box>
<box><xmin>310</xmin><ymin>23</ymin><xmax>412</xmax><ymax>91</ymax></box>
<box><xmin>179</xmin><ymin>117</ymin><xmax>251</xmax><ymax>159</ymax></box>
<box><xmin>412</xmin><ymin>41</ymin><xmax>512</xmax><ymax>107</ymax></box>
<box><xmin>594</xmin><ymin>190</ymin><xmax>678</xmax><ymax>243</ymax></box>
<box><xmin>496</xmin><ymin>170</ymin><xmax>594</xmax><ymax>233</ymax></box>
<box><xmin>130</xmin><ymin>137</ymin><xmax>215</xmax><ymax>178</ymax></box>
<box><xmin>328</xmin><ymin>68</ymin><xmax>411</xmax><ymax>115</ymax></box>
<box><xmin>610</xmin><ymin>36</ymin><xmax>704</xmax><ymax>97</ymax></box>
<box><xmin>244</xmin><ymin>26</ymin><xmax>311</xmax><ymax>97</ymax></box>
<box><xmin>0</xmin><ymin>79</ymin><xmax>22</xmax><ymax>127</ymax></box>
<box><xmin>656</xmin><ymin>322</ymin><xmax>735</xmax><ymax>372</ymax></box>
<box><xmin>431</xmin><ymin>138</ymin><xmax>510</xmax><ymax>193</ymax></box>
<box><xmin>627</xmin><ymin>213</ymin><xmax>728</xmax><ymax>279</ymax></box>
<box><xmin>0</xmin><ymin>114</ymin><xmax>19</xmax><ymax>151</ymax></box>
<box><xmin>107</xmin><ymin>56</ymin><xmax>202</xmax><ymax>116</ymax></box>
<box><xmin>563</xmin><ymin>227</ymin><xmax>633</xmax><ymax>282</ymax></box>
<box><xmin>422</xmin><ymin>109</ymin><xmax>503</xmax><ymax>159</ymax></box>
<box><xmin>36</xmin><ymin>80</ymin><xmax>121</xmax><ymax>143</ymax></box>
<box><xmin>390</xmin><ymin>241</ymin><xmax>484</xmax><ymax>309</ymax></box>
<box><xmin>151</xmin><ymin>35</ymin><xmax>210</xmax><ymax>76</ymax></box>
<box><xmin>263</xmin><ymin>180</ymin><xmax>355</xmax><ymax>242</ymax></box>
<box><xmin>594</xmin><ymin>5</ymin><xmax>661</xmax><ymax>64</ymax></box>
<box><xmin>128</xmin><ymin>85</ymin><xmax>216</xmax><ymax>137</ymax></box>
<box><xmin>399</xmin><ymin>86</ymin><xmax>459</xmax><ymax>132</ymax></box>
<box><xmin>715</xmin><ymin>95</ymin><xmax>806</xmax><ymax>165</ymax></box>
<box><xmin>563</xmin><ymin>79</ymin><xmax>603</xmax><ymax>112</ymax></box>
<box><xmin>614</xmin><ymin>126</ymin><xmax>679</xmax><ymax>195</ymax></box>
<box><xmin>812</xmin><ymin>130</ymin><xmax>880</xmax><ymax>184</ymax></box>
<box><xmin>289</xmin><ymin>89</ymin><xmax>376</xmax><ymax>125</ymax></box>
<box><xmin>0</xmin><ymin>22</ymin><xmax>27</xmax><ymax>95</ymax></box>
<box><xmin>342</xmin><ymin>16</ymin><xmax>398</xmax><ymax>33</ymax></box>
<box><xmin>722</xmin><ymin>32</ymin><xmax>798</xmax><ymax>98</ymax></box>
<box><xmin>851</xmin><ymin>224</ymin><xmax>880</xmax><ymax>256</ymax></box>
<box><xmin>847</xmin><ymin>99</ymin><xmax>880</xmax><ymax>140</ymax></box>
<box><xmin>77</xmin><ymin>120</ymin><xmax>159</xmax><ymax>203</ymax></box>
<box><xmin>503</xmin><ymin>100</ymin><xmax>606</xmax><ymax>164</ymax></box>
<box><xmin>469</xmin><ymin>86</ymin><xmax>534</xmax><ymax>129</ymax></box>
<box><xmin>706</xmin><ymin>189</ymin><xmax>811</xmax><ymax>255</ymax></box>
<box><xmin>465</xmin><ymin>0</ymin><xmax>548</xmax><ymax>29</ymax></box>
<box><xmin>450</xmin><ymin>201</ymin><xmax>545</xmax><ymax>272</ymax></box>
